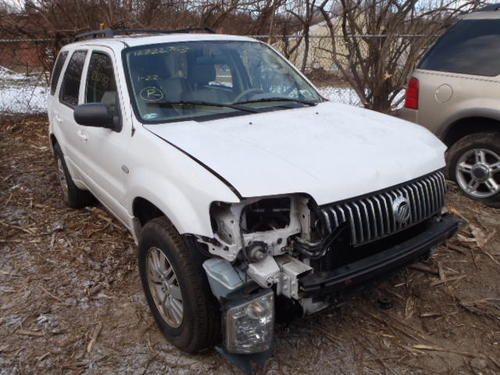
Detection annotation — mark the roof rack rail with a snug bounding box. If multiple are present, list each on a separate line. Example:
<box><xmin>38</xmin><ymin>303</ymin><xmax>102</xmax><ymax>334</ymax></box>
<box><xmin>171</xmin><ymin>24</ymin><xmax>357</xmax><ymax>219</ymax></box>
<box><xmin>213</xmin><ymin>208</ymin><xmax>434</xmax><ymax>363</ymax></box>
<box><xmin>478</xmin><ymin>3</ymin><xmax>500</xmax><ymax>12</ymax></box>
<box><xmin>74</xmin><ymin>27</ymin><xmax>216</xmax><ymax>42</ymax></box>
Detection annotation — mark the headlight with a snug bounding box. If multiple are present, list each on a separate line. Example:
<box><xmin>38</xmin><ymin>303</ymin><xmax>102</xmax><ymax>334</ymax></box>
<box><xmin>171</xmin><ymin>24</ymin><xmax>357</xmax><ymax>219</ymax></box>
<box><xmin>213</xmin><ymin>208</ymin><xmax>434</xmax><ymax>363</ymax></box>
<box><xmin>223</xmin><ymin>290</ymin><xmax>274</xmax><ymax>353</ymax></box>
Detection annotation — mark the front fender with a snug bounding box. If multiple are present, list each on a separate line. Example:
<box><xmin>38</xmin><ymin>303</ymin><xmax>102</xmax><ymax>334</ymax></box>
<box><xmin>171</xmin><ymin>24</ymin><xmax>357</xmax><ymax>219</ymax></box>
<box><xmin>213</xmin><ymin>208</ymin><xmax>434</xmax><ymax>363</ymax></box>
<box><xmin>126</xmin><ymin>168</ymin><xmax>240</xmax><ymax>237</ymax></box>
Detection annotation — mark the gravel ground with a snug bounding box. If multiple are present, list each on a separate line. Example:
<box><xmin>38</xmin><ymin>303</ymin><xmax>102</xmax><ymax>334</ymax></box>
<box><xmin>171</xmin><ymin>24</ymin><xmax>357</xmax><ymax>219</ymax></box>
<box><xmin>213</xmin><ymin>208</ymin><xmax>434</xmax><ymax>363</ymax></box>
<box><xmin>1</xmin><ymin>115</ymin><xmax>499</xmax><ymax>375</ymax></box>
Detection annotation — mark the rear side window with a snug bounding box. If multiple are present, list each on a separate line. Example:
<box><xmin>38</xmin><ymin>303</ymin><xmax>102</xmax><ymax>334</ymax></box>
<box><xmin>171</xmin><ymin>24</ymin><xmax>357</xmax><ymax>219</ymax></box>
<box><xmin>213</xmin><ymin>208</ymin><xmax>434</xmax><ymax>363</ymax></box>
<box><xmin>85</xmin><ymin>52</ymin><xmax>118</xmax><ymax>115</ymax></box>
<box><xmin>59</xmin><ymin>50</ymin><xmax>87</xmax><ymax>107</ymax></box>
<box><xmin>419</xmin><ymin>19</ymin><xmax>500</xmax><ymax>77</ymax></box>
<box><xmin>50</xmin><ymin>51</ymin><xmax>68</xmax><ymax>95</ymax></box>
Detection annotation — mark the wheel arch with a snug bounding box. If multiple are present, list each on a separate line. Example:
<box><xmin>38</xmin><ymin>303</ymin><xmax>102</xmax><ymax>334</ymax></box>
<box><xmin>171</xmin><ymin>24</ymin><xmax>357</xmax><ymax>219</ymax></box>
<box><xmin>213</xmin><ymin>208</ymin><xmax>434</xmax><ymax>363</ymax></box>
<box><xmin>133</xmin><ymin>197</ymin><xmax>167</xmax><ymax>226</ymax></box>
<box><xmin>442</xmin><ymin>116</ymin><xmax>500</xmax><ymax>147</ymax></box>
<box><xmin>128</xmin><ymin>185</ymin><xmax>215</xmax><ymax>241</ymax></box>
<box><xmin>49</xmin><ymin>133</ymin><xmax>58</xmax><ymax>155</ymax></box>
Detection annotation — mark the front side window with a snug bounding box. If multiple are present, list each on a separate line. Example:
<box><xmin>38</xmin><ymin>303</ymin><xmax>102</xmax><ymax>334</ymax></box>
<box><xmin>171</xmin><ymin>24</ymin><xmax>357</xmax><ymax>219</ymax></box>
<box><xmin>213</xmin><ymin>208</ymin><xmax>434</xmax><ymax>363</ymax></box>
<box><xmin>50</xmin><ymin>51</ymin><xmax>68</xmax><ymax>95</ymax></box>
<box><xmin>124</xmin><ymin>41</ymin><xmax>321</xmax><ymax>123</ymax></box>
<box><xmin>419</xmin><ymin>19</ymin><xmax>500</xmax><ymax>76</ymax></box>
<box><xmin>86</xmin><ymin>52</ymin><xmax>118</xmax><ymax>116</ymax></box>
<box><xmin>60</xmin><ymin>50</ymin><xmax>87</xmax><ymax>107</ymax></box>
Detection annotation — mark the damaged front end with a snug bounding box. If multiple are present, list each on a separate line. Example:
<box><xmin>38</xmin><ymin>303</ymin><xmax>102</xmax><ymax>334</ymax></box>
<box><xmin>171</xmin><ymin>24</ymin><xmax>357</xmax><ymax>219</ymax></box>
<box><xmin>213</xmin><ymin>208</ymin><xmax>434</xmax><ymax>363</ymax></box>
<box><xmin>196</xmin><ymin>171</ymin><xmax>461</xmax><ymax>357</ymax></box>
<box><xmin>196</xmin><ymin>194</ymin><xmax>340</xmax><ymax>356</ymax></box>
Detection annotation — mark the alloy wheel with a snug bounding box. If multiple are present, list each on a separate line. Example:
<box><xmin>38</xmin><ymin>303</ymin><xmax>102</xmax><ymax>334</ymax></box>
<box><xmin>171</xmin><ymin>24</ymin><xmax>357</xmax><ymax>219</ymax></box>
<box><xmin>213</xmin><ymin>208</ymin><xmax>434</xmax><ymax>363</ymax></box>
<box><xmin>455</xmin><ymin>148</ymin><xmax>500</xmax><ymax>199</ymax></box>
<box><xmin>146</xmin><ymin>246</ymin><xmax>184</xmax><ymax>328</ymax></box>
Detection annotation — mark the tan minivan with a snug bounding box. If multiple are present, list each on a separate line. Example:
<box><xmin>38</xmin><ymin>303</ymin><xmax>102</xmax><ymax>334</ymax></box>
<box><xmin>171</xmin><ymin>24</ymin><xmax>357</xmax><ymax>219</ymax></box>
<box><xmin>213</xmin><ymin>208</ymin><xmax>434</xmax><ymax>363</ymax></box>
<box><xmin>401</xmin><ymin>5</ymin><xmax>500</xmax><ymax>207</ymax></box>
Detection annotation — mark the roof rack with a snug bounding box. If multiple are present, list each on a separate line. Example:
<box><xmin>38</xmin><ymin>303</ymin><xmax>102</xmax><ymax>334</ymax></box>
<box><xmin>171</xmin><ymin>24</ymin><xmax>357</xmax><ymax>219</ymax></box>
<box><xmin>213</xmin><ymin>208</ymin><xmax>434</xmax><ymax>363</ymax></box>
<box><xmin>478</xmin><ymin>3</ymin><xmax>500</xmax><ymax>12</ymax></box>
<box><xmin>74</xmin><ymin>27</ymin><xmax>216</xmax><ymax>42</ymax></box>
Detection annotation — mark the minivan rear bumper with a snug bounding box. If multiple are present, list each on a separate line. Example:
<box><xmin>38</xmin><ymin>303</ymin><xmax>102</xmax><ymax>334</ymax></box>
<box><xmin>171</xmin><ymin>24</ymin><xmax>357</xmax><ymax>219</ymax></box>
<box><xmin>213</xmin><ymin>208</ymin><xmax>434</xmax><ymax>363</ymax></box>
<box><xmin>299</xmin><ymin>214</ymin><xmax>460</xmax><ymax>297</ymax></box>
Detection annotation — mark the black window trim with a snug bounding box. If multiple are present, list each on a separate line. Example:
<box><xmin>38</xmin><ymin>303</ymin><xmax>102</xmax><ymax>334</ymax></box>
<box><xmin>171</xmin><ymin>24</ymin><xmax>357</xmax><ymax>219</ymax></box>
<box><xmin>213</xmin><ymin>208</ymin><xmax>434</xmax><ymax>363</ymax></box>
<box><xmin>58</xmin><ymin>49</ymin><xmax>88</xmax><ymax>109</ymax></box>
<box><xmin>50</xmin><ymin>50</ymin><xmax>69</xmax><ymax>96</ymax></box>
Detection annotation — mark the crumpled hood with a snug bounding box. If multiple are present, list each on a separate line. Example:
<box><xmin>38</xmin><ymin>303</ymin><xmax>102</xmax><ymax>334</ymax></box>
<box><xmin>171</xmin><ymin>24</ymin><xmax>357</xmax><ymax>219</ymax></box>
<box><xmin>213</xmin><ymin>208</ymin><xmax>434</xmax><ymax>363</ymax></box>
<box><xmin>144</xmin><ymin>102</ymin><xmax>446</xmax><ymax>204</ymax></box>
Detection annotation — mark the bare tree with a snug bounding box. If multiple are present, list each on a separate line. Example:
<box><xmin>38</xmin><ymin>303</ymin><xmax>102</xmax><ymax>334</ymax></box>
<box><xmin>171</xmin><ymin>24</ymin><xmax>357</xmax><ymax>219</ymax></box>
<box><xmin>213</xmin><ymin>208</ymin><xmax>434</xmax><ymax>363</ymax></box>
<box><xmin>286</xmin><ymin>0</ymin><xmax>328</xmax><ymax>71</ymax></box>
<box><xmin>318</xmin><ymin>0</ymin><xmax>485</xmax><ymax>112</ymax></box>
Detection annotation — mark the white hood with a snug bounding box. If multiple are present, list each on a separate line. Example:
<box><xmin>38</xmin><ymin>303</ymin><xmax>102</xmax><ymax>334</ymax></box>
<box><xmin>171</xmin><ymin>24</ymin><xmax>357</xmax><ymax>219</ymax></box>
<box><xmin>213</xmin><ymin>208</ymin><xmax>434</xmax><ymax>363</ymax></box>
<box><xmin>144</xmin><ymin>102</ymin><xmax>446</xmax><ymax>204</ymax></box>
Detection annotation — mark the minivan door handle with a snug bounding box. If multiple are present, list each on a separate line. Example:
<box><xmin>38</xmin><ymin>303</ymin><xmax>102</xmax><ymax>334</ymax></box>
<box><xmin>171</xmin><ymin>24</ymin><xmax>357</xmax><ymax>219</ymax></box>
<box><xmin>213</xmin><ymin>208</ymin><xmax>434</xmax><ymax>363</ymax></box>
<box><xmin>77</xmin><ymin>130</ymin><xmax>88</xmax><ymax>142</ymax></box>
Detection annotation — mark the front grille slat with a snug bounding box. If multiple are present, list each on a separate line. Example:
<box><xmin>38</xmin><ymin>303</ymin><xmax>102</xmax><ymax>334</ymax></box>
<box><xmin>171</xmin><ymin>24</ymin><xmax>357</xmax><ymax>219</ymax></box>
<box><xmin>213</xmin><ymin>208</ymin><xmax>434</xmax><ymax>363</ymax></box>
<box><xmin>372</xmin><ymin>196</ymin><xmax>385</xmax><ymax>237</ymax></box>
<box><xmin>359</xmin><ymin>200</ymin><xmax>372</xmax><ymax>241</ymax></box>
<box><xmin>329</xmin><ymin>206</ymin><xmax>339</xmax><ymax>227</ymax></box>
<box><xmin>428</xmin><ymin>177</ymin><xmax>438</xmax><ymax>213</ymax></box>
<box><xmin>321</xmin><ymin>170</ymin><xmax>446</xmax><ymax>246</ymax></box>
<box><xmin>409</xmin><ymin>184</ymin><xmax>421</xmax><ymax>222</ymax></box>
<box><xmin>417</xmin><ymin>181</ymin><xmax>429</xmax><ymax>218</ymax></box>
<box><xmin>429</xmin><ymin>175</ymin><xmax>439</xmax><ymax>212</ymax></box>
<box><xmin>365</xmin><ymin>199</ymin><xmax>378</xmax><ymax>239</ymax></box>
<box><xmin>378</xmin><ymin>194</ymin><xmax>391</xmax><ymax>236</ymax></box>
<box><xmin>351</xmin><ymin>202</ymin><xmax>365</xmax><ymax>243</ymax></box>
<box><xmin>422</xmin><ymin>179</ymin><xmax>433</xmax><ymax>214</ymax></box>
<box><xmin>343</xmin><ymin>204</ymin><xmax>357</xmax><ymax>244</ymax></box>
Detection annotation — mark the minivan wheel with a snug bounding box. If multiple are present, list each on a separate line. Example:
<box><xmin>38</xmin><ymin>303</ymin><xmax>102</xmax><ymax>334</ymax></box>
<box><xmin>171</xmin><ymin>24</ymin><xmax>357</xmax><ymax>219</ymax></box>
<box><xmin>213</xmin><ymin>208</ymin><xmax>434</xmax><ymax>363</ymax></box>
<box><xmin>138</xmin><ymin>217</ymin><xmax>221</xmax><ymax>353</ymax></box>
<box><xmin>447</xmin><ymin>133</ymin><xmax>500</xmax><ymax>207</ymax></box>
<box><xmin>53</xmin><ymin>144</ymin><xmax>95</xmax><ymax>209</ymax></box>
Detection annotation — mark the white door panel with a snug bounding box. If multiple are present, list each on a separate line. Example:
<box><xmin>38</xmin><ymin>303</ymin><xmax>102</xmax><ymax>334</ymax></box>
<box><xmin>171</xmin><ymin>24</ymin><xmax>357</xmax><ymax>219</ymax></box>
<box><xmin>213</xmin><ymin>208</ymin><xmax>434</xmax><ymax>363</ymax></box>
<box><xmin>75</xmin><ymin>47</ymin><xmax>130</xmax><ymax>223</ymax></box>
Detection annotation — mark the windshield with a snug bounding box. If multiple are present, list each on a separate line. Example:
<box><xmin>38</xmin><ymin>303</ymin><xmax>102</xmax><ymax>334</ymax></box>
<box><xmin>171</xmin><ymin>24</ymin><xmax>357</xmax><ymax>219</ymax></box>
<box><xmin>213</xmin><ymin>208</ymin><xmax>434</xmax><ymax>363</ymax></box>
<box><xmin>123</xmin><ymin>40</ymin><xmax>322</xmax><ymax>123</ymax></box>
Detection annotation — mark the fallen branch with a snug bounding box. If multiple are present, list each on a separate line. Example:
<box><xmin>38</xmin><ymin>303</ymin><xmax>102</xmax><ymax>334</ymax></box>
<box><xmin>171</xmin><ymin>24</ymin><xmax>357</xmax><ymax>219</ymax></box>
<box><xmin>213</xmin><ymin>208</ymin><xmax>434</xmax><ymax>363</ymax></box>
<box><xmin>86</xmin><ymin>322</ymin><xmax>103</xmax><ymax>353</ymax></box>
<box><xmin>413</xmin><ymin>344</ymin><xmax>480</xmax><ymax>358</ymax></box>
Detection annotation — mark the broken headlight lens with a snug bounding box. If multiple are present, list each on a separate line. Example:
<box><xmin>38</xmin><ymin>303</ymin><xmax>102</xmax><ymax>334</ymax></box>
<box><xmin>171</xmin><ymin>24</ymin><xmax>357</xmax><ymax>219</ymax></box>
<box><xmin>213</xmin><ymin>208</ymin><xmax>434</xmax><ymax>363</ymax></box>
<box><xmin>223</xmin><ymin>290</ymin><xmax>274</xmax><ymax>353</ymax></box>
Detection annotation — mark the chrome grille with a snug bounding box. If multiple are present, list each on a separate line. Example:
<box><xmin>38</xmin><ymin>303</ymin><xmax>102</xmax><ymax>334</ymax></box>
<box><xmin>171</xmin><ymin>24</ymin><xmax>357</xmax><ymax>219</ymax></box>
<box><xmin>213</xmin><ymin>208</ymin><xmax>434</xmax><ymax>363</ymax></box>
<box><xmin>321</xmin><ymin>170</ymin><xmax>446</xmax><ymax>246</ymax></box>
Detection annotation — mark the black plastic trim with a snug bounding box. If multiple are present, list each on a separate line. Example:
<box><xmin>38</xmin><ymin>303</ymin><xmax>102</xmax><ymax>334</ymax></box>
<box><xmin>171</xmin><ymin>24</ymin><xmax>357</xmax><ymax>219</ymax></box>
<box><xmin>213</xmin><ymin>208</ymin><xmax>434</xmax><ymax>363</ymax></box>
<box><xmin>299</xmin><ymin>214</ymin><xmax>461</xmax><ymax>297</ymax></box>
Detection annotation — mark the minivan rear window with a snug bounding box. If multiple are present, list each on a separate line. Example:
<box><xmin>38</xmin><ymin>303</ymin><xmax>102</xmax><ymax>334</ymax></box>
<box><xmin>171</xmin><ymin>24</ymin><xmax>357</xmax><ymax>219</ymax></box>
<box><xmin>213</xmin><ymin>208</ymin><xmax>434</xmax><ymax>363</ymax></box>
<box><xmin>419</xmin><ymin>19</ymin><xmax>500</xmax><ymax>77</ymax></box>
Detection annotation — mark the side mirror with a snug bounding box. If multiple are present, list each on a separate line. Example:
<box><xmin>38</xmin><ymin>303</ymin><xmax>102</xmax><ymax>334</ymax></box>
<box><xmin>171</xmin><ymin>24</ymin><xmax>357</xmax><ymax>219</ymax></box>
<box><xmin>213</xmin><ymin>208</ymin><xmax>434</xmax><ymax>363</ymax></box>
<box><xmin>74</xmin><ymin>103</ymin><xmax>119</xmax><ymax>130</ymax></box>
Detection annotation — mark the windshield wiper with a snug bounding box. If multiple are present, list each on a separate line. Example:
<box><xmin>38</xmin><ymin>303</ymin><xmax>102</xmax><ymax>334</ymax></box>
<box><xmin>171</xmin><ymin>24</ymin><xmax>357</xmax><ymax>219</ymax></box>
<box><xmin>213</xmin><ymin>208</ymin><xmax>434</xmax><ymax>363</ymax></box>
<box><xmin>146</xmin><ymin>100</ymin><xmax>259</xmax><ymax>113</ymax></box>
<box><xmin>234</xmin><ymin>97</ymin><xmax>317</xmax><ymax>106</ymax></box>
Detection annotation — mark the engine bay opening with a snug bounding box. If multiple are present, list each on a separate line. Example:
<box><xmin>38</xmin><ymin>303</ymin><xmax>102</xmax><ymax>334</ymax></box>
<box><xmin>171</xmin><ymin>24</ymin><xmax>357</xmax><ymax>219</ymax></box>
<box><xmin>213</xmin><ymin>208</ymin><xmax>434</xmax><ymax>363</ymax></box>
<box><xmin>241</xmin><ymin>197</ymin><xmax>291</xmax><ymax>233</ymax></box>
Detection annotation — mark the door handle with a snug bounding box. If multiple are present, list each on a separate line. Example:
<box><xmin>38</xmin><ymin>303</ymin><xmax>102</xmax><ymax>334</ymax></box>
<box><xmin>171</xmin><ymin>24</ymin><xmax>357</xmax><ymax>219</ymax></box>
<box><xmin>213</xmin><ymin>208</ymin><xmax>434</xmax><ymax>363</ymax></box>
<box><xmin>77</xmin><ymin>130</ymin><xmax>88</xmax><ymax>142</ymax></box>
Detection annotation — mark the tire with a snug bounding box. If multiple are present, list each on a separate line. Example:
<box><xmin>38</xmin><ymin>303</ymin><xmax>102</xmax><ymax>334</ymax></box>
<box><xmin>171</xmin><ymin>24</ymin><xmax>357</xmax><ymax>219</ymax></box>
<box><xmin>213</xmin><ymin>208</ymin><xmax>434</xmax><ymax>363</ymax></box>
<box><xmin>446</xmin><ymin>132</ymin><xmax>500</xmax><ymax>208</ymax></box>
<box><xmin>138</xmin><ymin>217</ymin><xmax>221</xmax><ymax>353</ymax></box>
<box><xmin>53</xmin><ymin>143</ymin><xmax>95</xmax><ymax>209</ymax></box>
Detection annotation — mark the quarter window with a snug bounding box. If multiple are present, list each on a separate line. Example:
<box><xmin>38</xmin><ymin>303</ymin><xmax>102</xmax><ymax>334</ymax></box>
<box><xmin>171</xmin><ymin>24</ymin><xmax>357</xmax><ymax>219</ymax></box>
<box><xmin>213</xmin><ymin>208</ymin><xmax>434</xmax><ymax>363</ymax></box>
<box><xmin>59</xmin><ymin>50</ymin><xmax>87</xmax><ymax>107</ymax></box>
<box><xmin>86</xmin><ymin>52</ymin><xmax>118</xmax><ymax>115</ymax></box>
<box><xmin>419</xmin><ymin>19</ymin><xmax>500</xmax><ymax>77</ymax></box>
<box><xmin>50</xmin><ymin>51</ymin><xmax>68</xmax><ymax>95</ymax></box>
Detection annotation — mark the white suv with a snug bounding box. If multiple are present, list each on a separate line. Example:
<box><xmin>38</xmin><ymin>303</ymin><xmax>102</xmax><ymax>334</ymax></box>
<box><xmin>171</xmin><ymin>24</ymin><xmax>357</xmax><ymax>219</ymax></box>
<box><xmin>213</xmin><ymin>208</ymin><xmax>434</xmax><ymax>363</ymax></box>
<box><xmin>48</xmin><ymin>28</ymin><xmax>460</xmax><ymax>361</ymax></box>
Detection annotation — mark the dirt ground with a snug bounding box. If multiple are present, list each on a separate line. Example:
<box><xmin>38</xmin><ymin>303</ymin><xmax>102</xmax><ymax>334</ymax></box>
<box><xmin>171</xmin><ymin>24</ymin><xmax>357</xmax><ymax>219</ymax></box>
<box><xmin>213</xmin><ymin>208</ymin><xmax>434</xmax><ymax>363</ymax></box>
<box><xmin>1</xmin><ymin>115</ymin><xmax>499</xmax><ymax>375</ymax></box>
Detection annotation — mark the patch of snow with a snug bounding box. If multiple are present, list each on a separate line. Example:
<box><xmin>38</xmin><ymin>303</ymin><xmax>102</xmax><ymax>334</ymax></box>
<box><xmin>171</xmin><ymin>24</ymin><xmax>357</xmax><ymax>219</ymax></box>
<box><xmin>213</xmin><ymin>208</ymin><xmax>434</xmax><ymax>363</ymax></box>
<box><xmin>0</xmin><ymin>84</ymin><xmax>48</xmax><ymax>113</ymax></box>
<box><xmin>317</xmin><ymin>86</ymin><xmax>361</xmax><ymax>106</ymax></box>
<box><xmin>1</xmin><ymin>65</ymin><xmax>48</xmax><ymax>113</ymax></box>
<box><xmin>318</xmin><ymin>85</ymin><xmax>405</xmax><ymax>110</ymax></box>
<box><xmin>0</xmin><ymin>66</ymin><xmax>29</xmax><ymax>81</ymax></box>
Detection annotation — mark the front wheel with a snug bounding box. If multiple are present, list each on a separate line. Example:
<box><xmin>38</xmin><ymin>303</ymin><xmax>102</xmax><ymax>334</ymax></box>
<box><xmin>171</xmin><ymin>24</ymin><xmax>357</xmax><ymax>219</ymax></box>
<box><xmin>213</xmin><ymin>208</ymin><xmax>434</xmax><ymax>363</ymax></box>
<box><xmin>138</xmin><ymin>217</ymin><xmax>221</xmax><ymax>353</ymax></box>
<box><xmin>447</xmin><ymin>132</ymin><xmax>500</xmax><ymax>208</ymax></box>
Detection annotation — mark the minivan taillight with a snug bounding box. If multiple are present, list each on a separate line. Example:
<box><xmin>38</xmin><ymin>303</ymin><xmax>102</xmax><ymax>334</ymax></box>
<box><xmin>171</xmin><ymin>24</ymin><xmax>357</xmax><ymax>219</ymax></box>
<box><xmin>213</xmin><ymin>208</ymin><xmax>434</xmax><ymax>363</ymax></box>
<box><xmin>404</xmin><ymin>77</ymin><xmax>419</xmax><ymax>110</ymax></box>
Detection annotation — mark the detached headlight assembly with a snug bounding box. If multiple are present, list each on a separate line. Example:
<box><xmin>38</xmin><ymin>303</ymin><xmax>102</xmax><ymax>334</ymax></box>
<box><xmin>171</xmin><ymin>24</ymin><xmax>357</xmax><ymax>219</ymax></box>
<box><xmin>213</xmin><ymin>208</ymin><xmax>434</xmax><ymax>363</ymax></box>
<box><xmin>223</xmin><ymin>289</ymin><xmax>274</xmax><ymax>354</ymax></box>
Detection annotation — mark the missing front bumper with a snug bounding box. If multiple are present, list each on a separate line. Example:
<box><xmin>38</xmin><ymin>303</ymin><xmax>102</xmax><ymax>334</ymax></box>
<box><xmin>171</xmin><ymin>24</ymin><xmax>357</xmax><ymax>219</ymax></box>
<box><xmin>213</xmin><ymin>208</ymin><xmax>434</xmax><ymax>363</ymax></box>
<box><xmin>299</xmin><ymin>214</ymin><xmax>461</xmax><ymax>297</ymax></box>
